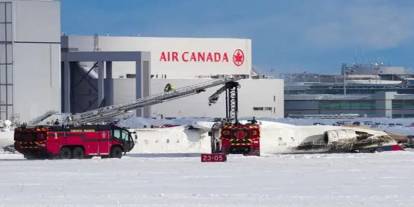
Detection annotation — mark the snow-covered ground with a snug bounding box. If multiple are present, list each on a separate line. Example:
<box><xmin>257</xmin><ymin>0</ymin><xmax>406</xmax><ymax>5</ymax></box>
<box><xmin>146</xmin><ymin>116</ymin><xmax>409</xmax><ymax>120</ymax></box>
<box><xmin>1</xmin><ymin>152</ymin><xmax>414</xmax><ymax>207</ymax></box>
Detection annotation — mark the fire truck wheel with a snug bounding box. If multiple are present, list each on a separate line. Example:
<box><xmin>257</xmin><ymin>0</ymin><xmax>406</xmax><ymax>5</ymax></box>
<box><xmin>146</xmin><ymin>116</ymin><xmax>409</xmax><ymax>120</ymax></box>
<box><xmin>110</xmin><ymin>146</ymin><xmax>123</xmax><ymax>158</ymax></box>
<box><xmin>59</xmin><ymin>147</ymin><xmax>72</xmax><ymax>159</ymax></box>
<box><xmin>72</xmin><ymin>147</ymin><xmax>85</xmax><ymax>159</ymax></box>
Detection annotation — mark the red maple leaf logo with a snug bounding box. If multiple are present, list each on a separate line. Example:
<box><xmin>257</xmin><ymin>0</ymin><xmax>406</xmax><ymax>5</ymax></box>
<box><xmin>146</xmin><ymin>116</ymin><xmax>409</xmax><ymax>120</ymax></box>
<box><xmin>233</xmin><ymin>49</ymin><xmax>244</xmax><ymax>67</ymax></box>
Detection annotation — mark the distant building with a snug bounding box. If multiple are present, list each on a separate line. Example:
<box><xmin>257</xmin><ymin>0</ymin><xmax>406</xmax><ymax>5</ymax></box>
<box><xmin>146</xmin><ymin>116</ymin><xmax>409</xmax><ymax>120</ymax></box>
<box><xmin>285</xmin><ymin>92</ymin><xmax>414</xmax><ymax>118</ymax></box>
<box><xmin>284</xmin><ymin>63</ymin><xmax>414</xmax><ymax>118</ymax></box>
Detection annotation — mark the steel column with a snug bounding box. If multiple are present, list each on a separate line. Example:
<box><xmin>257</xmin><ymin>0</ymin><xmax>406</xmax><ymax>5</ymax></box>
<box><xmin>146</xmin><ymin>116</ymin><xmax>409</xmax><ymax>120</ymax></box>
<box><xmin>63</xmin><ymin>61</ymin><xmax>71</xmax><ymax>113</ymax></box>
<box><xmin>105</xmin><ymin>61</ymin><xmax>113</xmax><ymax>106</ymax></box>
<box><xmin>135</xmin><ymin>54</ymin><xmax>142</xmax><ymax>116</ymax></box>
<box><xmin>97</xmin><ymin>61</ymin><xmax>105</xmax><ymax>107</ymax></box>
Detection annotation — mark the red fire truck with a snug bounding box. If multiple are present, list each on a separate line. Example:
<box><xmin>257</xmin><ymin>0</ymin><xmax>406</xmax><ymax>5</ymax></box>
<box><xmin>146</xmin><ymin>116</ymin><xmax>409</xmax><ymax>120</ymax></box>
<box><xmin>208</xmin><ymin>81</ymin><xmax>261</xmax><ymax>157</ymax></box>
<box><xmin>14</xmin><ymin>124</ymin><xmax>135</xmax><ymax>159</ymax></box>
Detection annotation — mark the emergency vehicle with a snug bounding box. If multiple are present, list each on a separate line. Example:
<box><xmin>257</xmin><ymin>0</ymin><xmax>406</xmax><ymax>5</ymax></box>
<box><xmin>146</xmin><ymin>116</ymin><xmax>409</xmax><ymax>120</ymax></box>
<box><xmin>14</xmin><ymin>125</ymin><xmax>134</xmax><ymax>159</ymax></box>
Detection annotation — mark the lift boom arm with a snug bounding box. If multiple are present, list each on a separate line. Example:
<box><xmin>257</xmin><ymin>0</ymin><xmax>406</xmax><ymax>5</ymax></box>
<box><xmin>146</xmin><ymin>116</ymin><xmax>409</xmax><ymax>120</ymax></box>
<box><xmin>68</xmin><ymin>77</ymin><xmax>241</xmax><ymax>124</ymax></box>
<box><xmin>208</xmin><ymin>81</ymin><xmax>240</xmax><ymax>123</ymax></box>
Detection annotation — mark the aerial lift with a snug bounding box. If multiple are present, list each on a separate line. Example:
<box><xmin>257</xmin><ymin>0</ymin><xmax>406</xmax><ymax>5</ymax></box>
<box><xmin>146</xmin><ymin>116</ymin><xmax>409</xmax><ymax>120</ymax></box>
<box><xmin>205</xmin><ymin>80</ymin><xmax>260</xmax><ymax>161</ymax></box>
<box><xmin>14</xmin><ymin>77</ymin><xmax>241</xmax><ymax>159</ymax></box>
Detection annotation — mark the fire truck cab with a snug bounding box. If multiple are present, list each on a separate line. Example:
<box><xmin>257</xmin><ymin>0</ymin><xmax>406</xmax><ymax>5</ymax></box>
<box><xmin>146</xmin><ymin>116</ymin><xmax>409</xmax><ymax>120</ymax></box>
<box><xmin>14</xmin><ymin>124</ymin><xmax>135</xmax><ymax>159</ymax></box>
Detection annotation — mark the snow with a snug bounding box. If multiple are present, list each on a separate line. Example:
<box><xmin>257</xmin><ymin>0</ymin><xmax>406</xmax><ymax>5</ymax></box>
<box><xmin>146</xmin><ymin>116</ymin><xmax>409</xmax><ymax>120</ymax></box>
<box><xmin>1</xmin><ymin>152</ymin><xmax>414</xmax><ymax>207</ymax></box>
<box><xmin>0</xmin><ymin>128</ymin><xmax>13</xmax><ymax>148</ymax></box>
<box><xmin>131</xmin><ymin>125</ymin><xmax>211</xmax><ymax>154</ymax></box>
<box><xmin>1</xmin><ymin>117</ymin><xmax>413</xmax><ymax>205</ymax></box>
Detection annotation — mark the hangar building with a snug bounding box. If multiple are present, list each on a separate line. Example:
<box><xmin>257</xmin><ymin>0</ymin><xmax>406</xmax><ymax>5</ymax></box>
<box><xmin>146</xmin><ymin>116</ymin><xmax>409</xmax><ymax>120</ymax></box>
<box><xmin>62</xmin><ymin>35</ymin><xmax>284</xmax><ymax>119</ymax></box>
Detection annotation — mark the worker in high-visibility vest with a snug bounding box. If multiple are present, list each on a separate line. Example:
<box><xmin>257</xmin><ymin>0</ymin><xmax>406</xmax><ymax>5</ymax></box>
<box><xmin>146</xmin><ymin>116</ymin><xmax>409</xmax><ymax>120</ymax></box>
<box><xmin>164</xmin><ymin>83</ymin><xmax>175</xmax><ymax>92</ymax></box>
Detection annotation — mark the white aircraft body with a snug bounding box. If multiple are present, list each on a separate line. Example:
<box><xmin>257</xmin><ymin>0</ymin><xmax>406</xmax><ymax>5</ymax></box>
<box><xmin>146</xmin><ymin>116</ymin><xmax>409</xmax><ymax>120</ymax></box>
<box><xmin>0</xmin><ymin>120</ymin><xmax>14</xmax><ymax>150</ymax></box>
<box><xmin>130</xmin><ymin>120</ymin><xmax>400</xmax><ymax>155</ymax></box>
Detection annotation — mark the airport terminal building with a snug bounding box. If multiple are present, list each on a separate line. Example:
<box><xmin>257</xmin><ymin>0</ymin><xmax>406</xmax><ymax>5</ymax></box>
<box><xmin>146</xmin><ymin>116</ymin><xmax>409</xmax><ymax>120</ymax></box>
<box><xmin>284</xmin><ymin>63</ymin><xmax>414</xmax><ymax>118</ymax></box>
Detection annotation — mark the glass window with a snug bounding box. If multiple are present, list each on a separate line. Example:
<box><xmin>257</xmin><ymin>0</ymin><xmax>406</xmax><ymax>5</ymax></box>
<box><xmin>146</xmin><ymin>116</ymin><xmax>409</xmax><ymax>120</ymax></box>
<box><xmin>0</xmin><ymin>44</ymin><xmax>5</xmax><ymax>63</ymax></box>
<box><xmin>392</xmin><ymin>101</ymin><xmax>403</xmax><ymax>109</ymax></box>
<box><xmin>0</xmin><ymin>24</ymin><xmax>5</xmax><ymax>41</ymax></box>
<box><xmin>6</xmin><ymin>105</ymin><xmax>11</xmax><ymax>117</ymax></box>
<box><xmin>6</xmin><ymin>44</ymin><xmax>12</xmax><ymax>64</ymax></box>
<box><xmin>393</xmin><ymin>114</ymin><xmax>402</xmax><ymax>118</ymax></box>
<box><xmin>0</xmin><ymin>65</ymin><xmax>5</xmax><ymax>84</ymax></box>
<box><xmin>0</xmin><ymin>44</ymin><xmax>12</xmax><ymax>64</ymax></box>
<box><xmin>0</xmin><ymin>105</ymin><xmax>5</xmax><ymax>120</ymax></box>
<box><xmin>0</xmin><ymin>85</ymin><xmax>5</xmax><ymax>104</ymax></box>
<box><xmin>6</xmin><ymin>67</ymin><xmax>11</xmax><ymax>83</ymax></box>
<box><xmin>113</xmin><ymin>129</ymin><xmax>129</xmax><ymax>141</ymax></box>
<box><xmin>407</xmin><ymin>101</ymin><xmax>414</xmax><ymax>109</ymax></box>
<box><xmin>113</xmin><ymin>129</ymin><xmax>121</xmax><ymax>139</ymax></box>
<box><xmin>5</xmin><ymin>3</ymin><xmax>11</xmax><ymax>22</ymax></box>
<box><xmin>0</xmin><ymin>23</ymin><xmax>12</xmax><ymax>41</ymax></box>
<box><xmin>6</xmin><ymin>85</ymin><xmax>12</xmax><ymax>104</ymax></box>
<box><xmin>0</xmin><ymin>3</ymin><xmax>5</xmax><ymax>23</ymax></box>
<box><xmin>6</xmin><ymin>23</ymin><xmax>11</xmax><ymax>41</ymax></box>
<box><xmin>320</xmin><ymin>101</ymin><xmax>375</xmax><ymax>110</ymax></box>
<box><xmin>122</xmin><ymin>131</ymin><xmax>129</xmax><ymax>140</ymax></box>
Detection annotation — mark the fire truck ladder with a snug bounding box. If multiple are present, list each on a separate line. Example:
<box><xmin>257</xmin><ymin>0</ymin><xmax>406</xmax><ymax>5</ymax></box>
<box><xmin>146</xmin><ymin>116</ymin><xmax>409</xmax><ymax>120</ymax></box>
<box><xmin>68</xmin><ymin>77</ymin><xmax>241</xmax><ymax>125</ymax></box>
<box><xmin>208</xmin><ymin>81</ymin><xmax>240</xmax><ymax>123</ymax></box>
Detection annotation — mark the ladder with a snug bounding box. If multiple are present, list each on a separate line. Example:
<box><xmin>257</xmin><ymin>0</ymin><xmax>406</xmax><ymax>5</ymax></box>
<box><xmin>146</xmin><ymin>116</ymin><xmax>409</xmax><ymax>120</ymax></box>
<box><xmin>208</xmin><ymin>81</ymin><xmax>240</xmax><ymax>123</ymax></box>
<box><xmin>68</xmin><ymin>77</ymin><xmax>241</xmax><ymax>124</ymax></box>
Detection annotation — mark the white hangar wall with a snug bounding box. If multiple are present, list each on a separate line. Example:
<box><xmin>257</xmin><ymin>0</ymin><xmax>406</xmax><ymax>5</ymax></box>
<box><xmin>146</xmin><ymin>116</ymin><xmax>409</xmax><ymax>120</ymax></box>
<box><xmin>63</xmin><ymin>35</ymin><xmax>252</xmax><ymax>79</ymax></box>
<box><xmin>112</xmin><ymin>78</ymin><xmax>284</xmax><ymax>118</ymax></box>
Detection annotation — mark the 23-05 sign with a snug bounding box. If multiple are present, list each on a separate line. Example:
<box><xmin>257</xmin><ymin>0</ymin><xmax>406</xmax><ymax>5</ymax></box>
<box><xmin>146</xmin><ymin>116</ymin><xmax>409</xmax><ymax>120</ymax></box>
<box><xmin>201</xmin><ymin>153</ymin><xmax>227</xmax><ymax>162</ymax></box>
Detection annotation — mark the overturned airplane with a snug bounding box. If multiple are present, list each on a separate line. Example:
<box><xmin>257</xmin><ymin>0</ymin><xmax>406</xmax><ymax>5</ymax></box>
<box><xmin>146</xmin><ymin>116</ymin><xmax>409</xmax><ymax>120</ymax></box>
<box><xmin>130</xmin><ymin>120</ymin><xmax>402</xmax><ymax>155</ymax></box>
